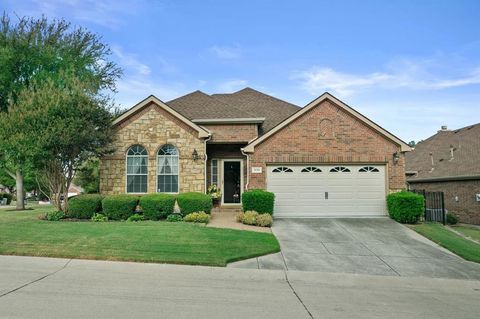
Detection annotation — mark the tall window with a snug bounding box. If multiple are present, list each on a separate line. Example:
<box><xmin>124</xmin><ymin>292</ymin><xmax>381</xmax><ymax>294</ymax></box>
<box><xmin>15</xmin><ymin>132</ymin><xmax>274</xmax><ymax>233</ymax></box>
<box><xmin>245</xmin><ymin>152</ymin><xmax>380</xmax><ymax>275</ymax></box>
<box><xmin>126</xmin><ymin>145</ymin><xmax>148</xmax><ymax>193</ymax></box>
<box><xmin>211</xmin><ymin>159</ymin><xmax>218</xmax><ymax>186</ymax></box>
<box><xmin>157</xmin><ymin>144</ymin><xmax>179</xmax><ymax>193</ymax></box>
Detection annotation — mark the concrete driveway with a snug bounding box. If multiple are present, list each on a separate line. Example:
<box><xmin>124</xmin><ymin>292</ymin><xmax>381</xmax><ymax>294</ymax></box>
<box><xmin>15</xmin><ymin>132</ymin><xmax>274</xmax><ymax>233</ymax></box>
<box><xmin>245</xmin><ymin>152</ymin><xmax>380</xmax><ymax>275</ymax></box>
<box><xmin>230</xmin><ymin>218</ymin><xmax>480</xmax><ymax>280</ymax></box>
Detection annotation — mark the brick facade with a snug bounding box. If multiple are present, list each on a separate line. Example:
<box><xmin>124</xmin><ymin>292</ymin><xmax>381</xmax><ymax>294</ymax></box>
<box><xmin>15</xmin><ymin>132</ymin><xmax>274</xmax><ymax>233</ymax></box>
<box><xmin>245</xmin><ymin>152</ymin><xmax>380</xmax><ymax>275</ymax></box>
<box><xmin>247</xmin><ymin>99</ymin><xmax>406</xmax><ymax>191</ymax></box>
<box><xmin>409</xmin><ymin>180</ymin><xmax>480</xmax><ymax>225</ymax></box>
<box><xmin>99</xmin><ymin>103</ymin><xmax>205</xmax><ymax>195</ymax></box>
<box><xmin>202</xmin><ymin>123</ymin><xmax>258</xmax><ymax>143</ymax></box>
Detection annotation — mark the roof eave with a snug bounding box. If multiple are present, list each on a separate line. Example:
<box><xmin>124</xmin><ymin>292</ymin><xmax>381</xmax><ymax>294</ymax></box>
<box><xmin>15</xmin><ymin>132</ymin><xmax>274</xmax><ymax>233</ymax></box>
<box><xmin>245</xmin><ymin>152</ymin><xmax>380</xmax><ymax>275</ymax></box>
<box><xmin>192</xmin><ymin>117</ymin><xmax>266</xmax><ymax>124</ymax></box>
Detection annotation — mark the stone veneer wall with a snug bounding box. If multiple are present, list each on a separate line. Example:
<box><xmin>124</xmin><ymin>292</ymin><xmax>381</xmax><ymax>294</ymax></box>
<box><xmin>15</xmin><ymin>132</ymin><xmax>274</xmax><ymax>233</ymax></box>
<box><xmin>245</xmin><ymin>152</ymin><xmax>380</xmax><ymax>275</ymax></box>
<box><xmin>247</xmin><ymin>99</ymin><xmax>406</xmax><ymax>192</ymax></box>
<box><xmin>100</xmin><ymin>102</ymin><xmax>206</xmax><ymax>195</ymax></box>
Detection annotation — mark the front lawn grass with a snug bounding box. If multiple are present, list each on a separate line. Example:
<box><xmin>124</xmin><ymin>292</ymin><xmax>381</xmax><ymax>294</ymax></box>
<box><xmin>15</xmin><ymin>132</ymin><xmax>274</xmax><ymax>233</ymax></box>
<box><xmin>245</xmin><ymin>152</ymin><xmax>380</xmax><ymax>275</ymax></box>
<box><xmin>410</xmin><ymin>223</ymin><xmax>480</xmax><ymax>263</ymax></box>
<box><xmin>0</xmin><ymin>205</ymin><xmax>280</xmax><ymax>266</ymax></box>
<box><xmin>451</xmin><ymin>225</ymin><xmax>480</xmax><ymax>242</ymax></box>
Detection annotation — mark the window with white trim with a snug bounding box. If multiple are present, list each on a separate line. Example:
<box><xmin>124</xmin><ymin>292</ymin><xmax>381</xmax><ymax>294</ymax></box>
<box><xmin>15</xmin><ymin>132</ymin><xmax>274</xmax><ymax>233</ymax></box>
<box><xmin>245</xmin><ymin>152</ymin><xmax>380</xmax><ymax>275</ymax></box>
<box><xmin>330</xmin><ymin>166</ymin><xmax>350</xmax><ymax>172</ymax></box>
<box><xmin>157</xmin><ymin>144</ymin><xmax>179</xmax><ymax>193</ymax></box>
<box><xmin>301</xmin><ymin>166</ymin><xmax>322</xmax><ymax>173</ymax></box>
<box><xmin>211</xmin><ymin>159</ymin><xmax>218</xmax><ymax>186</ymax></box>
<box><xmin>359</xmin><ymin>166</ymin><xmax>379</xmax><ymax>172</ymax></box>
<box><xmin>272</xmin><ymin>167</ymin><xmax>293</xmax><ymax>173</ymax></box>
<box><xmin>126</xmin><ymin>145</ymin><xmax>148</xmax><ymax>193</ymax></box>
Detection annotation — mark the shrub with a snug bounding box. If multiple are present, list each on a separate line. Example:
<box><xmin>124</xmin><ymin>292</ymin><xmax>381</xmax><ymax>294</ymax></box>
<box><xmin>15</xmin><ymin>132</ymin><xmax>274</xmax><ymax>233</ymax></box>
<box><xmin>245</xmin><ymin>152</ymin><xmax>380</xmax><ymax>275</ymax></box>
<box><xmin>127</xmin><ymin>213</ymin><xmax>144</xmax><ymax>222</ymax></box>
<box><xmin>68</xmin><ymin>194</ymin><xmax>103</xmax><ymax>219</ymax></box>
<box><xmin>37</xmin><ymin>213</ymin><xmax>47</xmax><ymax>220</ymax></box>
<box><xmin>166</xmin><ymin>214</ymin><xmax>183</xmax><ymax>222</ymax></box>
<box><xmin>139</xmin><ymin>194</ymin><xmax>176</xmax><ymax>220</ymax></box>
<box><xmin>256</xmin><ymin>213</ymin><xmax>273</xmax><ymax>227</ymax></box>
<box><xmin>242</xmin><ymin>211</ymin><xmax>259</xmax><ymax>225</ymax></box>
<box><xmin>46</xmin><ymin>211</ymin><xmax>65</xmax><ymax>221</ymax></box>
<box><xmin>236</xmin><ymin>212</ymin><xmax>244</xmax><ymax>223</ymax></box>
<box><xmin>91</xmin><ymin>213</ymin><xmax>108</xmax><ymax>222</ymax></box>
<box><xmin>0</xmin><ymin>193</ymin><xmax>13</xmax><ymax>205</ymax></box>
<box><xmin>184</xmin><ymin>212</ymin><xmax>210</xmax><ymax>223</ymax></box>
<box><xmin>102</xmin><ymin>194</ymin><xmax>139</xmax><ymax>220</ymax></box>
<box><xmin>447</xmin><ymin>212</ymin><xmax>459</xmax><ymax>225</ymax></box>
<box><xmin>242</xmin><ymin>189</ymin><xmax>275</xmax><ymax>215</ymax></box>
<box><xmin>176</xmin><ymin>192</ymin><xmax>213</xmax><ymax>216</ymax></box>
<box><xmin>386</xmin><ymin>191</ymin><xmax>424</xmax><ymax>224</ymax></box>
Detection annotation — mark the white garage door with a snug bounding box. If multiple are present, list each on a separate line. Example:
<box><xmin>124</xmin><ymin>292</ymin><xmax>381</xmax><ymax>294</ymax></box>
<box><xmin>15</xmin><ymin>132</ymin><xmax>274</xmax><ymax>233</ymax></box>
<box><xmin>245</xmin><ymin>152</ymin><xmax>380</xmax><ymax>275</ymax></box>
<box><xmin>267</xmin><ymin>165</ymin><xmax>386</xmax><ymax>217</ymax></box>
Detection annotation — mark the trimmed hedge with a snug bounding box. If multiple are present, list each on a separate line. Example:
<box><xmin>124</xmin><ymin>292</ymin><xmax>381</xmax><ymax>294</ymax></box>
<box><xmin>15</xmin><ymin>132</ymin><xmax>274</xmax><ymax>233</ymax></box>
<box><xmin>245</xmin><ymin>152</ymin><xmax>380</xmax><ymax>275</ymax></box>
<box><xmin>139</xmin><ymin>194</ymin><xmax>176</xmax><ymax>220</ymax></box>
<box><xmin>68</xmin><ymin>194</ymin><xmax>104</xmax><ymax>219</ymax></box>
<box><xmin>102</xmin><ymin>194</ymin><xmax>139</xmax><ymax>220</ymax></box>
<box><xmin>242</xmin><ymin>189</ymin><xmax>275</xmax><ymax>215</ymax></box>
<box><xmin>386</xmin><ymin>191</ymin><xmax>424</xmax><ymax>224</ymax></box>
<box><xmin>176</xmin><ymin>192</ymin><xmax>212</xmax><ymax>216</ymax></box>
<box><xmin>0</xmin><ymin>193</ymin><xmax>13</xmax><ymax>205</ymax></box>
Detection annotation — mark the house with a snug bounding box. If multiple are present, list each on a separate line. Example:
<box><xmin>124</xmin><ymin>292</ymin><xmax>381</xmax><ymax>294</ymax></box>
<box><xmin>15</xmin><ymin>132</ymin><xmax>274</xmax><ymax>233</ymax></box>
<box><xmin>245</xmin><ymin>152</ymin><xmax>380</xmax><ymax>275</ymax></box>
<box><xmin>406</xmin><ymin>124</ymin><xmax>480</xmax><ymax>224</ymax></box>
<box><xmin>100</xmin><ymin>88</ymin><xmax>410</xmax><ymax>217</ymax></box>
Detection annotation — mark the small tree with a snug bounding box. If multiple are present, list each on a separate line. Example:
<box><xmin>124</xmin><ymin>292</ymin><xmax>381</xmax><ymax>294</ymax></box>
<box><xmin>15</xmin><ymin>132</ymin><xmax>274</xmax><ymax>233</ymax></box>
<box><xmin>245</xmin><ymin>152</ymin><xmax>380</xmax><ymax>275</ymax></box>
<box><xmin>1</xmin><ymin>74</ymin><xmax>115</xmax><ymax>211</ymax></box>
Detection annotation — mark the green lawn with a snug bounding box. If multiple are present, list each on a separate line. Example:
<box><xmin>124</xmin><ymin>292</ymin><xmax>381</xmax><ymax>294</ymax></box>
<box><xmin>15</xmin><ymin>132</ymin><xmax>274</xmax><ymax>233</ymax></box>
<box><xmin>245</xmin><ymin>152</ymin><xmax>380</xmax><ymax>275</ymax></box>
<box><xmin>0</xmin><ymin>205</ymin><xmax>280</xmax><ymax>266</ymax></box>
<box><xmin>410</xmin><ymin>223</ymin><xmax>480</xmax><ymax>263</ymax></box>
<box><xmin>451</xmin><ymin>225</ymin><xmax>480</xmax><ymax>242</ymax></box>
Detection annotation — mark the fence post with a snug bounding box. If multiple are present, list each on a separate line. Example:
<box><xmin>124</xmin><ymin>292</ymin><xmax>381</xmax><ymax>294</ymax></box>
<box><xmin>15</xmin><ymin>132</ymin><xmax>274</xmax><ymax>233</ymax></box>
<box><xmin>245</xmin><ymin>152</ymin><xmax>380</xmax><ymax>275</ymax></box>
<box><xmin>441</xmin><ymin>192</ymin><xmax>446</xmax><ymax>225</ymax></box>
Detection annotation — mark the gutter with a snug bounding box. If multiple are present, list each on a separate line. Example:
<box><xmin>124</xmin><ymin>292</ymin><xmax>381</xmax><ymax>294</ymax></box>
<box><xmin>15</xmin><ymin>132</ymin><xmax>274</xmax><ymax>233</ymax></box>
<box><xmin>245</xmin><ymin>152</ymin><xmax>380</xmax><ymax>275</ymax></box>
<box><xmin>408</xmin><ymin>175</ymin><xmax>480</xmax><ymax>183</ymax></box>
<box><xmin>240</xmin><ymin>136</ymin><xmax>259</xmax><ymax>191</ymax></box>
<box><xmin>192</xmin><ymin>117</ymin><xmax>265</xmax><ymax>124</ymax></box>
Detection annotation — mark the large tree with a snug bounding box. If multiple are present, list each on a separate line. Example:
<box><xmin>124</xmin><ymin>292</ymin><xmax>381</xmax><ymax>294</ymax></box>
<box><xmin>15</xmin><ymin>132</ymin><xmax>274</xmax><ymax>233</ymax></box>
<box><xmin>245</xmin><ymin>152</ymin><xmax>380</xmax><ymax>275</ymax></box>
<box><xmin>0</xmin><ymin>14</ymin><xmax>120</xmax><ymax>209</ymax></box>
<box><xmin>0</xmin><ymin>74</ymin><xmax>115</xmax><ymax>211</ymax></box>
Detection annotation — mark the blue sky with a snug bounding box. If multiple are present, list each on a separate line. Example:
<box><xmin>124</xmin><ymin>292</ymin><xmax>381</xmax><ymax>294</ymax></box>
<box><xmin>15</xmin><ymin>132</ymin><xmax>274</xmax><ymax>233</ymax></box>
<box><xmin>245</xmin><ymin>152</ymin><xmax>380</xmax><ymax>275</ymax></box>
<box><xmin>3</xmin><ymin>0</ymin><xmax>480</xmax><ymax>141</ymax></box>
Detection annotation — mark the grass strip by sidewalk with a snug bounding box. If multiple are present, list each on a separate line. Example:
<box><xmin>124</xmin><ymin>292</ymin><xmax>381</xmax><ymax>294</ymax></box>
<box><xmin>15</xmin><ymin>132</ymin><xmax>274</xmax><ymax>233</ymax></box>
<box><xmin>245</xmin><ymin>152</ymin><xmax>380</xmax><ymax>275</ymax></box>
<box><xmin>410</xmin><ymin>223</ymin><xmax>480</xmax><ymax>263</ymax></box>
<box><xmin>0</xmin><ymin>205</ymin><xmax>280</xmax><ymax>267</ymax></box>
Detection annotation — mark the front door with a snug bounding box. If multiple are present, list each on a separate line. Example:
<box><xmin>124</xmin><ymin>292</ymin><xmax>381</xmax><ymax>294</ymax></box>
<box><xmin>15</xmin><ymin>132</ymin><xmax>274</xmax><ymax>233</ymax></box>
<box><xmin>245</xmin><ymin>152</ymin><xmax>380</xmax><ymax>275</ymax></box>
<box><xmin>223</xmin><ymin>160</ymin><xmax>241</xmax><ymax>204</ymax></box>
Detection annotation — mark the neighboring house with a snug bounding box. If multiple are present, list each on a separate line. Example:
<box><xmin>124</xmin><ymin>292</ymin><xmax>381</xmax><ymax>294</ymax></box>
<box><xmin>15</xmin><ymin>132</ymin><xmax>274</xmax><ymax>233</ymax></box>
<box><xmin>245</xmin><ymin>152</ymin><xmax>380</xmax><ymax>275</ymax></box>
<box><xmin>406</xmin><ymin>124</ymin><xmax>480</xmax><ymax>224</ymax></box>
<box><xmin>100</xmin><ymin>88</ymin><xmax>410</xmax><ymax>217</ymax></box>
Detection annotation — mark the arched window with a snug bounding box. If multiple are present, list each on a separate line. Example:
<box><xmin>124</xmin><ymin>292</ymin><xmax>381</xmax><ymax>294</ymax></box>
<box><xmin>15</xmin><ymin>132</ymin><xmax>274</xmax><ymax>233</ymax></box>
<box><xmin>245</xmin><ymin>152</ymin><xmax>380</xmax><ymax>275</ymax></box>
<box><xmin>359</xmin><ymin>166</ymin><xmax>379</xmax><ymax>172</ymax></box>
<box><xmin>272</xmin><ymin>167</ymin><xmax>293</xmax><ymax>173</ymax></box>
<box><xmin>330</xmin><ymin>166</ymin><xmax>350</xmax><ymax>173</ymax></box>
<box><xmin>301</xmin><ymin>166</ymin><xmax>322</xmax><ymax>173</ymax></box>
<box><xmin>157</xmin><ymin>144</ymin><xmax>179</xmax><ymax>193</ymax></box>
<box><xmin>126</xmin><ymin>145</ymin><xmax>148</xmax><ymax>193</ymax></box>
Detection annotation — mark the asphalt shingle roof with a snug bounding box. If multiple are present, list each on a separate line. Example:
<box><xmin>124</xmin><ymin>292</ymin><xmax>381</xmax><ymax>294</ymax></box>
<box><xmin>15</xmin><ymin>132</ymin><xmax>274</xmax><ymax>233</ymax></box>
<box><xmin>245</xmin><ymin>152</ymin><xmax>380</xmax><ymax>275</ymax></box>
<box><xmin>406</xmin><ymin>123</ymin><xmax>480</xmax><ymax>181</ymax></box>
<box><xmin>166</xmin><ymin>90</ymin><xmax>256</xmax><ymax>120</ymax></box>
<box><xmin>212</xmin><ymin>88</ymin><xmax>300</xmax><ymax>132</ymax></box>
<box><xmin>166</xmin><ymin>87</ymin><xmax>300</xmax><ymax>133</ymax></box>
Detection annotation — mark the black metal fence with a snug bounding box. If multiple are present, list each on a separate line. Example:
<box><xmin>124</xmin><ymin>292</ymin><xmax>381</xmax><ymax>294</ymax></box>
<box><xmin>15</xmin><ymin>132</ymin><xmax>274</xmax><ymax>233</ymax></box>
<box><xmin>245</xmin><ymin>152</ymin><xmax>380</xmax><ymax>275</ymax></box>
<box><xmin>411</xmin><ymin>189</ymin><xmax>446</xmax><ymax>225</ymax></box>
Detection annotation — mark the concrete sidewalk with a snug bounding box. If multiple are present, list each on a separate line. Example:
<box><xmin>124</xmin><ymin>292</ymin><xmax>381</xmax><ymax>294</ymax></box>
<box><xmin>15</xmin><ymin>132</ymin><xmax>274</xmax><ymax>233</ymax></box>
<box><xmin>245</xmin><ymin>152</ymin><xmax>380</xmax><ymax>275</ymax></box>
<box><xmin>0</xmin><ymin>255</ymin><xmax>479</xmax><ymax>319</ymax></box>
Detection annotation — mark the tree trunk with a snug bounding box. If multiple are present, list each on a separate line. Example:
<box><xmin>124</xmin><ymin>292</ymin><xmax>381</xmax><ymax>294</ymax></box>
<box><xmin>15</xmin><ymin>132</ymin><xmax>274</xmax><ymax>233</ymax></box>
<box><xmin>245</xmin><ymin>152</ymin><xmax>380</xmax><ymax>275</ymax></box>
<box><xmin>15</xmin><ymin>170</ymin><xmax>25</xmax><ymax>210</ymax></box>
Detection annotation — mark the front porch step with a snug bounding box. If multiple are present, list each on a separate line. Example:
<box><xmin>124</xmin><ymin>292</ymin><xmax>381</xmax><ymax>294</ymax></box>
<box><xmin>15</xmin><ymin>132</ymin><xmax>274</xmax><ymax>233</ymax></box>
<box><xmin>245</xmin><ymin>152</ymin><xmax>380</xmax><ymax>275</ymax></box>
<box><xmin>213</xmin><ymin>205</ymin><xmax>242</xmax><ymax>212</ymax></box>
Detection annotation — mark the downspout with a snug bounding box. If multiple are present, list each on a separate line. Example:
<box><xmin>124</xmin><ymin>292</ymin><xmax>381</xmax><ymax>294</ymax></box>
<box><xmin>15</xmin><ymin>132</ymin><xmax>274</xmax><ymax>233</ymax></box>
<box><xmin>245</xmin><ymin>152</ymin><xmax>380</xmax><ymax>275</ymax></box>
<box><xmin>203</xmin><ymin>133</ymin><xmax>212</xmax><ymax>194</ymax></box>
<box><xmin>241</xmin><ymin>136</ymin><xmax>257</xmax><ymax>191</ymax></box>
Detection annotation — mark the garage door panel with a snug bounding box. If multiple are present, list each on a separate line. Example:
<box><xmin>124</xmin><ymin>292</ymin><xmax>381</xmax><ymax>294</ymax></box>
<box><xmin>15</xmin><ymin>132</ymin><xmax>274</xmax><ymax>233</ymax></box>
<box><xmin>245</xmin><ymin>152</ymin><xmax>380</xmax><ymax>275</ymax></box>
<box><xmin>267</xmin><ymin>164</ymin><xmax>386</xmax><ymax>217</ymax></box>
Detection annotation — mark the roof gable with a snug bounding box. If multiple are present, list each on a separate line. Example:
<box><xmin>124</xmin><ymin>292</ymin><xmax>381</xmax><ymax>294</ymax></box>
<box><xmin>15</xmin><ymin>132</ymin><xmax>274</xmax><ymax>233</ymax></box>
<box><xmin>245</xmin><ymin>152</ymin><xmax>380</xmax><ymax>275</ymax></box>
<box><xmin>243</xmin><ymin>92</ymin><xmax>411</xmax><ymax>153</ymax></box>
<box><xmin>113</xmin><ymin>95</ymin><xmax>210</xmax><ymax>138</ymax></box>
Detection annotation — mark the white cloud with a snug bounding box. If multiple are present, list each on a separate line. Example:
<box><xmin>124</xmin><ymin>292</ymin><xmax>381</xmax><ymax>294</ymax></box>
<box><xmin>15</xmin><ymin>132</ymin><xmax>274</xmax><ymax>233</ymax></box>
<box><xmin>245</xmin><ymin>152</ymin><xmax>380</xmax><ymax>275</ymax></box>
<box><xmin>5</xmin><ymin>0</ymin><xmax>144</xmax><ymax>29</ymax></box>
<box><xmin>112</xmin><ymin>46</ymin><xmax>151</xmax><ymax>76</ymax></box>
<box><xmin>295</xmin><ymin>58</ymin><xmax>480</xmax><ymax>97</ymax></box>
<box><xmin>209</xmin><ymin>45</ymin><xmax>242</xmax><ymax>59</ymax></box>
<box><xmin>216</xmin><ymin>79</ymin><xmax>248</xmax><ymax>92</ymax></box>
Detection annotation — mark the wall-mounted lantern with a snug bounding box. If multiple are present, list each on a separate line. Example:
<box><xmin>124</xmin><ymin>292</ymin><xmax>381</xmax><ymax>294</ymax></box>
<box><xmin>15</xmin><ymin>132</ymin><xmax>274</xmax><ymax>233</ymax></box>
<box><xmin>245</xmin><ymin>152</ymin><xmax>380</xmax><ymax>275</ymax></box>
<box><xmin>192</xmin><ymin>149</ymin><xmax>199</xmax><ymax>161</ymax></box>
<box><xmin>393</xmin><ymin>152</ymin><xmax>400</xmax><ymax>164</ymax></box>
